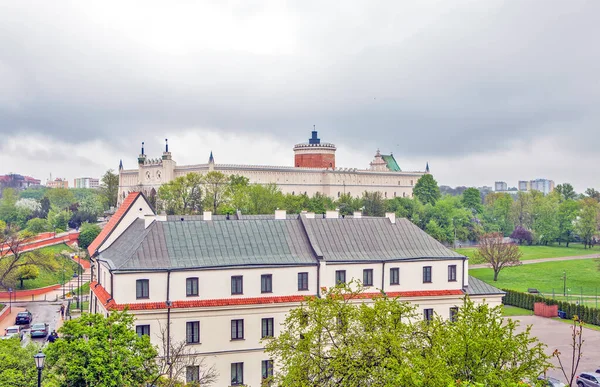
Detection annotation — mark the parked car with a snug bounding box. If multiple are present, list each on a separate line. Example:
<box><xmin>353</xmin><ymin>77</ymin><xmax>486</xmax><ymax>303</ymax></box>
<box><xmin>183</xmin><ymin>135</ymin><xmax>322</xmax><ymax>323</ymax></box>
<box><xmin>577</xmin><ymin>372</ymin><xmax>600</xmax><ymax>386</ymax></box>
<box><xmin>30</xmin><ymin>323</ymin><xmax>49</xmax><ymax>338</ymax></box>
<box><xmin>538</xmin><ymin>376</ymin><xmax>566</xmax><ymax>387</ymax></box>
<box><xmin>15</xmin><ymin>310</ymin><xmax>32</xmax><ymax>325</ymax></box>
<box><xmin>2</xmin><ymin>325</ymin><xmax>24</xmax><ymax>340</ymax></box>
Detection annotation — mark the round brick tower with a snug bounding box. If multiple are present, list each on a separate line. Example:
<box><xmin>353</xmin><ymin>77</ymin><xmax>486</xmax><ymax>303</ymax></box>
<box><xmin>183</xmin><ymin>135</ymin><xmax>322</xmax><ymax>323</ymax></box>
<box><xmin>293</xmin><ymin>130</ymin><xmax>336</xmax><ymax>168</ymax></box>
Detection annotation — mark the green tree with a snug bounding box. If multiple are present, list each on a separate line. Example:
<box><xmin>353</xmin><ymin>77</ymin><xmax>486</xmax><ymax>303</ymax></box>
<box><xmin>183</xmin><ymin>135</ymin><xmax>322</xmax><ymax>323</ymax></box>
<box><xmin>336</xmin><ymin>193</ymin><xmax>361</xmax><ymax>216</ymax></box>
<box><xmin>77</xmin><ymin>191</ymin><xmax>105</xmax><ymax>217</ymax></box>
<box><xmin>47</xmin><ymin>209</ymin><xmax>71</xmax><ymax>232</ymax></box>
<box><xmin>0</xmin><ymin>188</ymin><xmax>18</xmax><ymax>227</ymax></box>
<box><xmin>282</xmin><ymin>193</ymin><xmax>310</xmax><ymax>214</ymax></box>
<box><xmin>307</xmin><ymin>192</ymin><xmax>335</xmax><ymax>214</ymax></box>
<box><xmin>461</xmin><ymin>187</ymin><xmax>483</xmax><ymax>214</ymax></box>
<box><xmin>413</xmin><ymin>174</ymin><xmax>441</xmax><ymax>205</ymax></box>
<box><xmin>19</xmin><ymin>186</ymin><xmax>49</xmax><ymax>201</ymax></box>
<box><xmin>44</xmin><ymin>310</ymin><xmax>159</xmax><ymax>387</ymax></box>
<box><xmin>475</xmin><ymin>232</ymin><xmax>522</xmax><ymax>281</ymax></box>
<box><xmin>264</xmin><ymin>283</ymin><xmax>549</xmax><ymax>387</ymax></box>
<box><xmin>575</xmin><ymin>198</ymin><xmax>599</xmax><ymax>248</ymax></box>
<box><xmin>100</xmin><ymin>169</ymin><xmax>120</xmax><ymax>209</ymax></box>
<box><xmin>511</xmin><ymin>191</ymin><xmax>533</xmax><ymax>230</ymax></box>
<box><xmin>557</xmin><ymin>199</ymin><xmax>580</xmax><ymax>247</ymax></box>
<box><xmin>386</xmin><ymin>196</ymin><xmax>424</xmax><ymax>226</ymax></box>
<box><xmin>555</xmin><ymin>183</ymin><xmax>577</xmax><ymax>201</ymax></box>
<box><xmin>425</xmin><ymin>219</ymin><xmax>447</xmax><ymax>242</ymax></box>
<box><xmin>0</xmin><ymin>232</ymin><xmax>56</xmax><ymax>289</ymax></box>
<box><xmin>202</xmin><ymin>171</ymin><xmax>231</xmax><ymax>214</ymax></box>
<box><xmin>361</xmin><ymin>191</ymin><xmax>385</xmax><ymax>217</ymax></box>
<box><xmin>246</xmin><ymin>184</ymin><xmax>283</xmax><ymax>214</ymax></box>
<box><xmin>531</xmin><ymin>193</ymin><xmax>559</xmax><ymax>245</ymax></box>
<box><xmin>78</xmin><ymin>222</ymin><xmax>102</xmax><ymax>249</ymax></box>
<box><xmin>158</xmin><ymin>173</ymin><xmax>204</xmax><ymax>215</ymax></box>
<box><xmin>44</xmin><ymin>188</ymin><xmax>76</xmax><ymax>210</ymax></box>
<box><xmin>0</xmin><ymin>338</ymin><xmax>40</xmax><ymax>387</ymax></box>
<box><xmin>585</xmin><ymin>188</ymin><xmax>600</xmax><ymax>202</ymax></box>
<box><xmin>15</xmin><ymin>265</ymin><xmax>39</xmax><ymax>289</ymax></box>
<box><xmin>483</xmin><ymin>192</ymin><xmax>514</xmax><ymax>235</ymax></box>
<box><xmin>228</xmin><ymin>175</ymin><xmax>250</xmax><ymax>212</ymax></box>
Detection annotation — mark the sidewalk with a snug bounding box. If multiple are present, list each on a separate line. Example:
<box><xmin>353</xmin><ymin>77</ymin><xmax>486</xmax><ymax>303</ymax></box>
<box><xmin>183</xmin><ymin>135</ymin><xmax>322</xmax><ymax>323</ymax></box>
<box><xmin>470</xmin><ymin>253</ymin><xmax>600</xmax><ymax>269</ymax></box>
<box><xmin>0</xmin><ymin>306</ymin><xmax>26</xmax><ymax>333</ymax></box>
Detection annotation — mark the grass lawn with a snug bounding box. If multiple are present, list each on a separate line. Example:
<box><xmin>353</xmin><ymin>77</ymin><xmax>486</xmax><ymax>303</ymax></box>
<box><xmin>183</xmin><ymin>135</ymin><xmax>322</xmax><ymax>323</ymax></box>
<box><xmin>551</xmin><ymin>317</ymin><xmax>600</xmax><ymax>332</ymax></box>
<box><xmin>456</xmin><ymin>243</ymin><xmax>598</xmax><ymax>264</ymax></box>
<box><xmin>502</xmin><ymin>305</ymin><xmax>533</xmax><ymax>317</ymax></box>
<box><xmin>2</xmin><ymin>244</ymin><xmax>79</xmax><ymax>291</ymax></box>
<box><xmin>470</xmin><ymin>259</ymin><xmax>600</xmax><ymax>297</ymax></box>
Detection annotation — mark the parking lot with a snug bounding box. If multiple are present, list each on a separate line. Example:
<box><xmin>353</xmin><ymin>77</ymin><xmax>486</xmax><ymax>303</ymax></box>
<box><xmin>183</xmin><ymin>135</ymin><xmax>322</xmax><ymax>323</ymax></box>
<box><xmin>514</xmin><ymin>315</ymin><xmax>600</xmax><ymax>380</ymax></box>
<box><xmin>1</xmin><ymin>301</ymin><xmax>64</xmax><ymax>347</ymax></box>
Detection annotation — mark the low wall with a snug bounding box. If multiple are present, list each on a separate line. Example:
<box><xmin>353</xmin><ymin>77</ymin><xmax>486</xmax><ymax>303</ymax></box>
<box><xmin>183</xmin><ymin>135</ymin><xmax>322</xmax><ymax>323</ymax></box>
<box><xmin>0</xmin><ymin>232</ymin><xmax>80</xmax><ymax>254</ymax></box>
<box><xmin>0</xmin><ymin>305</ymin><xmax>10</xmax><ymax>324</ymax></box>
<box><xmin>0</xmin><ymin>284</ymin><xmax>61</xmax><ymax>300</ymax></box>
<box><xmin>534</xmin><ymin>302</ymin><xmax>558</xmax><ymax>318</ymax></box>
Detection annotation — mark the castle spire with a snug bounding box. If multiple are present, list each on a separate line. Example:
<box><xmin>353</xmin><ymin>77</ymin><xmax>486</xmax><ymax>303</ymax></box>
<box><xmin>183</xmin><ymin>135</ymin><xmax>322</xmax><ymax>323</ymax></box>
<box><xmin>165</xmin><ymin>138</ymin><xmax>168</xmax><ymax>153</ymax></box>
<box><xmin>425</xmin><ymin>162</ymin><xmax>430</xmax><ymax>173</ymax></box>
<box><xmin>209</xmin><ymin>151</ymin><xmax>214</xmax><ymax>164</ymax></box>
<box><xmin>141</xmin><ymin>141</ymin><xmax>145</xmax><ymax>155</ymax></box>
<box><xmin>119</xmin><ymin>159</ymin><xmax>123</xmax><ymax>171</ymax></box>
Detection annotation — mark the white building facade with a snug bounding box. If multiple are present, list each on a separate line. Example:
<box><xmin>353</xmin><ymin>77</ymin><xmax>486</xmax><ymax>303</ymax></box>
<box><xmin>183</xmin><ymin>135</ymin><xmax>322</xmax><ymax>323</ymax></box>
<box><xmin>74</xmin><ymin>177</ymin><xmax>100</xmax><ymax>189</ymax></box>
<box><xmin>88</xmin><ymin>192</ymin><xmax>504</xmax><ymax>387</ymax></box>
<box><xmin>117</xmin><ymin>132</ymin><xmax>428</xmax><ymax>206</ymax></box>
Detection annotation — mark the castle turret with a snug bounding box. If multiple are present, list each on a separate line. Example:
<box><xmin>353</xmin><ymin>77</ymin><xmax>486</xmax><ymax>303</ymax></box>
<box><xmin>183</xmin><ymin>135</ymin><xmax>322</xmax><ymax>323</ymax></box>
<box><xmin>138</xmin><ymin>142</ymin><xmax>146</xmax><ymax>164</ymax></box>
<box><xmin>293</xmin><ymin>129</ymin><xmax>336</xmax><ymax>169</ymax></box>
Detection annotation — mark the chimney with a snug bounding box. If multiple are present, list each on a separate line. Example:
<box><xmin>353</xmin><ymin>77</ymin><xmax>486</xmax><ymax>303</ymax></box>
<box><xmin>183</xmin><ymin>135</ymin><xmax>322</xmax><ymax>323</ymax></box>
<box><xmin>275</xmin><ymin>209</ymin><xmax>287</xmax><ymax>220</ymax></box>
<box><xmin>385</xmin><ymin>212</ymin><xmax>396</xmax><ymax>224</ymax></box>
<box><xmin>326</xmin><ymin>210</ymin><xmax>339</xmax><ymax>219</ymax></box>
<box><xmin>306</xmin><ymin>212</ymin><xmax>315</xmax><ymax>219</ymax></box>
<box><xmin>203</xmin><ymin>211</ymin><xmax>212</xmax><ymax>221</ymax></box>
<box><xmin>353</xmin><ymin>211</ymin><xmax>362</xmax><ymax>219</ymax></box>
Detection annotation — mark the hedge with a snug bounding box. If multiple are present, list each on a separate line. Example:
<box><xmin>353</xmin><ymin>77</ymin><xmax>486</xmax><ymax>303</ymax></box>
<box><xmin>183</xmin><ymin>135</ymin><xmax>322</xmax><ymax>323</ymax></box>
<box><xmin>502</xmin><ymin>289</ymin><xmax>600</xmax><ymax>326</ymax></box>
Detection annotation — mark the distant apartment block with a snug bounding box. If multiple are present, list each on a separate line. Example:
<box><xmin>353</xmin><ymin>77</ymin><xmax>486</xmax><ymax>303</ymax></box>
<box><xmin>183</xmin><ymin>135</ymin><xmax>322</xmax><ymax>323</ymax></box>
<box><xmin>47</xmin><ymin>178</ymin><xmax>69</xmax><ymax>189</ymax></box>
<box><xmin>518</xmin><ymin>179</ymin><xmax>554</xmax><ymax>195</ymax></box>
<box><xmin>494</xmin><ymin>181</ymin><xmax>508</xmax><ymax>191</ymax></box>
<box><xmin>74</xmin><ymin>177</ymin><xmax>99</xmax><ymax>189</ymax></box>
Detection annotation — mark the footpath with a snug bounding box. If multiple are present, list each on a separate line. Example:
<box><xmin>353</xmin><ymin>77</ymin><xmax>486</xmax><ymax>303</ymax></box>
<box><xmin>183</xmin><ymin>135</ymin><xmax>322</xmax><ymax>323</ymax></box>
<box><xmin>470</xmin><ymin>253</ymin><xmax>600</xmax><ymax>269</ymax></box>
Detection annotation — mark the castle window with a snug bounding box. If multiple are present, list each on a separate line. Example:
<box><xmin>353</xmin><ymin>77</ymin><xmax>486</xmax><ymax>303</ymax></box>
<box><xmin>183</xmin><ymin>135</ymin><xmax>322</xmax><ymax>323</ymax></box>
<box><xmin>385</xmin><ymin>192</ymin><xmax>387</xmax><ymax>198</ymax></box>
<box><xmin>337</xmin><ymin>192</ymin><xmax>340</xmax><ymax>198</ymax></box>
<box><xmin>398</xmin><ymin>180</ymin><xmax>401</xmax><ymax>185</ymax></box>
<box><xmin>403</xmin><ymin>192</ymin><xmax>406</xmax><ymax>197</ymax></box>
<box><xmin>394</xmin><ymin>192</ymin><xmax>397</xmax><ymax>197</ymax></box>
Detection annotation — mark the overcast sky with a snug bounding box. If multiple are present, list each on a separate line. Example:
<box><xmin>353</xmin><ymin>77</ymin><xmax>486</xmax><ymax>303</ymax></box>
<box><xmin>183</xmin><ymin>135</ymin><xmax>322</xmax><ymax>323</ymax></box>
<box><xmin>1</xmin><ymin>1</ymin><xmax>598</xmax><ymax>192</ymax></box>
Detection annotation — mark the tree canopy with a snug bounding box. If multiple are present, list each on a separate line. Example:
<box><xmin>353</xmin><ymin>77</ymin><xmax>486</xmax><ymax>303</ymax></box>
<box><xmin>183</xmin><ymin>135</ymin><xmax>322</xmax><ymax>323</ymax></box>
<box><xmin>413</xmin><ymin>174</ymin><xmax>441</xmax><ymax>205</ymax></box>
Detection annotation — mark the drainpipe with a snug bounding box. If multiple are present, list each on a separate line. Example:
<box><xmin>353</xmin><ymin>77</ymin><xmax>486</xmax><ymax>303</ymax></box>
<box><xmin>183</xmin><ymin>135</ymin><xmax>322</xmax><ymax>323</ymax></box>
<box><xmin>316</xmin><ymin>263</ymin><xmax>321</xmax><ymax>298</ymax></box>
<box><xmin>462</xmin><ymin>257</ymin><xmax>466</xmax><ymax>289</ymax></box>
<box><xmin>110</xmin><ymin>270</ymin><xmax>114</xmax><ymax>299</ymax></box>
<box><xmin>381</xmin><ymin>262</ymin><xmax>386</xmax><ymax>293</ymax></box>
<box><xmin>166</xmin><ymin>270</ymin><xmax>172</xmax><ymax>378</ymax></box>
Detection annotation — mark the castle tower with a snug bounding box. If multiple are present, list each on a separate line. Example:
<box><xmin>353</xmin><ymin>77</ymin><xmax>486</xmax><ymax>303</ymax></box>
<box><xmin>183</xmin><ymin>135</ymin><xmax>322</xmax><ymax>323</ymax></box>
<box><xmin>293</xmin><ymin>129</ymin><xmax>336</xmax><ymax>169</ymax></box>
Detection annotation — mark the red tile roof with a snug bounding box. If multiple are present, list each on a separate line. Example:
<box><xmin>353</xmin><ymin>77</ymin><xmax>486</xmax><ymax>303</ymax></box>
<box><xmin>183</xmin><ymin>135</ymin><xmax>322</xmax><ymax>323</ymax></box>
<box><xmin>87</xmin><ymin>192</ymin><xmax>141</xmax><ymax>257</ymax></box>
<box><xmin>90</xmin><ymin>281</ymin><xmax>464</xmax><ymax>312</ymax></box>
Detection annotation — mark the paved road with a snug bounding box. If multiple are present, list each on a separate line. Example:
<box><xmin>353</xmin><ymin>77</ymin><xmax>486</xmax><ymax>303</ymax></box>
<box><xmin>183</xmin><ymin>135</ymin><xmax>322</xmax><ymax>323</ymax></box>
<box><xmin>1</xmin><ymin>301</ymin><xmax>66</xmax><ymax>348</ymax></box>
<box><xmin>513</xmin><ymin>315</ymin><xmax>600</xmax><ymax>382</ymax></box>
<box><xmin>470</xmin><ymin>254</ymin><xmax>600</xmax><ymax>269</ymax></box>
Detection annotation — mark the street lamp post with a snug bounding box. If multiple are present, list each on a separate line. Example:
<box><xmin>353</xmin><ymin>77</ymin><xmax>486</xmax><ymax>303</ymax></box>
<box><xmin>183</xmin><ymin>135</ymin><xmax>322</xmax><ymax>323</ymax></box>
<box><xmin>77</xmin><ymin>252</ymin><xmax>81</xmax><ymax>309</ymax></box>
<box><xmin>8</xmin><ymin>288</ymin><xmax>12</xmax><ymax>313</ymax></box>
<box><xmin>33</xmin><ymin>351</ymin><xmax>46</xmax><ymax>387</ymax></box>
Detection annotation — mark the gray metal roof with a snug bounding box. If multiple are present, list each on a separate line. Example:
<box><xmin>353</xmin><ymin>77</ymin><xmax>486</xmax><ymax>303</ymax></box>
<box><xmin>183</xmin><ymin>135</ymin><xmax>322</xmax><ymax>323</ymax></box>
<box><xmin>301</xmin><ymin>217</ymin><xmax>463</xmax><ymax>262</ymax></box>
<box><xmin>100</xmin><ymin>216</ymin><xmax>464</xmax><ymax>271</ymax></box>
<box><xmin>464</xmin><ymin>276</ymin><xmax>505</xmax><ymax>295</ymax></box>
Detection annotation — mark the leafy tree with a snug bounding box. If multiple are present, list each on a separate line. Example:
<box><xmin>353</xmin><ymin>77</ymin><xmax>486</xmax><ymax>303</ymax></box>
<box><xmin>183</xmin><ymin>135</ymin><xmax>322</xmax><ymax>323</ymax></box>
<box><xmin>18</xmin><ymin>186</ymin><xmax>49</xmax><ymax>201</ymax></box>
<box><xmin>361</xmin><ymin>191</ymin><xmax>385</xmax><ymax>217</ymax></box>
<box><xmin>0</xmin><ymin>337</ymin><xmax>40</xmax><ymax>387</ymax></box>
<box><xmin>584</xmin><ymin>188</ymin><xmax>600</xmax><ymax>202</ymax></box>
<box><xmin>36</xmin><ymin>197</ymin><xmax>51</xmax><ymax>219</ymax></box>
<box><xmin>158</xmin><ymin>173</ymin><xmax>204</xmax><ymax>215</ymax></box>
<box><xmin>15</xmin><ymin>198</ymin><xmax>40</xmax><ymax>213</ymax></box>
<box><xmin>413</xmin><ymin>174</ymin><xmax>441</xmax><ymax>205</ymax></box>
<box><xmin>386</xmin><ymin>196</ymin><xmax>424</xmax><ymax>225</ymax></box>
<box><xmin>202</xmin><ymin>171</ymin><xmax>231</xmax><ymax>214</ymax></box>
<box><xmin>68</xmin><ymin>211</ymin><xmax>98</xmax><ymax>229</ymax></box>
<box><xmin>511</xmin><ymin>191</ymin><xmax>533</xmax><ymax>230</ymax></box>
<box><xmin>575</xmin><ymin>198</ymin><xmax>599</xmax><ymax>249</ymax></box>
<box><xmin>475</xmin><ymin>232</ymin><xmax>522</xmax><ymax>281</ymax></box>
<box><xmin>77</xmin><ymin>192</ymin><xmax>105</xmax><ymax>217</ymax></box>
<box><xmin>0</xmin><ymin>231</ymin><xmax>56</xmax><ymax>289</ymax></box>
<box><xmin>0</xmin><ymin>188</ymin><xmax>18</xmax><ymax>227</ymax></box>
<box><xmin>531</xmin><ymin>193</ymin><xmax>559</xmax><ymax>245</ymax></box>
<box><xmin>336</xmin><ymin>193</ymin><xmax>361</xmax><ymax>216</ymax></box>
<box><xmin>282</xmin><ymin>193</ymin><xmax>310</xmax><ymax>214</ymax></box>
<box><xmin>78</xmin><ymin>222</ymin><xmax>102</xmax><ymax>249</ymax></box>
<box><xmin>555</xmin><ymin>183</ymin><xmax>577</xmax><ymax>201</ymax></box>
<box><xmin>228</xmin><ymin>175</ymin><xmax>250</xmax><ymax>212</ymax></box>
<box><xmin>510</xmin><ymin>226</ymin><xmax>532</xmax><ymax>245</ymax></box>
<box><xmin>425</xmin><ymin>219</ymin><xmax>447</xmax><ymax>242</ymax></box>
<box><xmin>100</xmin><ymin>169</ymin><xmax>120</xmax><ymax>208</ymax></box>
<box><xmin>25</xmin><ymin>218</ymin><xmax>49</xmax><ymax>234</ymax></box>
<box><xmin>47</xmin><ymin>209</ymin><xmax>71</xmax><ymax>232</ymax></box>
<box><xmin>264</xmin><ymin>283</ymin><xmax>549</xmax><ymax>387</ymax></box>
<box><xmin>44</xmin><ymin>310</ymin><xmax>159</xmax><ymax>387</ymax></box>
<box><xmin>482</xmin><ymin>192</ymin><xmax>513</xmax><ymax>235</ymax></box>
<box><xmin>557</xmin><ymin>199</ymin><xmax>580</xmax><ymax>247</ymax></box>
<box><xmin>306</xmin><ymin>192</ymin><xmax>335</xmax><ymax>214</ymax></box>
<box><xmin>461</xmin><ymin>187</ymin><xmax>483</xmax><ymax>214</ymax></box>
<box><xmin>15</xmin><ymin>265</ymin><xmax>39</xmax><ymax>289</ymax></box>
<box><xmin>44</xmin><ymin>188</ymin><xmax>76</xmax><ymax>210</ymax></box>
<box><xmin>246</xmin><ymin>184</ymin><xmax>283</xmax><ymax>215</ymax></box>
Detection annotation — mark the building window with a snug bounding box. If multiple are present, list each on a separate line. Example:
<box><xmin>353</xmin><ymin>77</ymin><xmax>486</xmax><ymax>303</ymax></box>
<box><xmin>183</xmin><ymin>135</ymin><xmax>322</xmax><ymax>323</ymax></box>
<box><xmin>363</xmin><ymin>269</ymin><xmax>373</xmax><ymax>286</ymax></box>
<box><xmin>335</xmin><ymin>270</ymin><xmax>346</xmax><ymax>284</ymax></box>
<box><xmin>135</xmin><ymin>325</ymin><xmax>150</xmax><ymax>337</ymax></box>
<box><xmin>411</xmin><ymin>180</ymin><xmax>414</xmax><ymax>185</ymax></box>
<box><xmin>298</xmin><ymin>272</ymin><xmax>308</xmax><ymax>291</ymax></box>
<box><xmin>186</xmin><ymin>321</ymin><xmax>200</xmax><ymax>344</ymax></box>
<box><xmin>424</xmin><ymin>308</ymin><xmax>434</xmax><ymax>321</ymax></box>
<box><xmin>262</xmin><ymin>360</ymin><xmax>274</xmax><ymax>381</ymax></box>
<box><xmin>394</xmin><ymin>192</ymin><xmax>397</xmax><ymax>197</ymax></box>
<box><xmin>448</xmin><ymin>265</ymin><xmax>457</xmax><ymax>282</ymax></box>
<box><xmin>403</xmin><ymin>192</ymin><xmax>406</xmax><ymax>197</ymax></box>
<box><xmin>423</xmin><ymin>266</ymin><xmax>432</xmax><ymax>283</ymax></box>
<box><xmin>186</xmin><ymin>277</ymin><xmax>199</xmax><ymax>297</ymax></box>
<box><xmin>231</xmin><ymin>362</ymin><xmax>244</xmax><ymax>385</ymax></box>
<box><xmin>262</xmin><ymin>318</ymin><xmax>274</xmax><ymax>338</ymax></box>
<box><xmin>450</xmin><ymin>307</ymin><xmax>459</xmax><ymax>322</ymax></box>
<box><xmin>136</xmin><ymin>279</ymin><xmax>149</xmax><ymax>299</ymax></box>
<box><xmin>390</xmin><ymin>268</ymin><xmax>399</xmax><ymax>285</ymax></box>
<box><xmin>186</xmin><ymin>366</ymin><xmax>199</xmax><ymax>383</ymax></box>
<box><xmin>385</xmin><ymin>192</ymin><xmax>387</xmax><ymax>198</ymax></box>
<box><xmin>261</xmin><ymin>274</ymin><xmax>273</xmax><ymax>293</ymax></box>
<box><xmin>231</xmin><ymin>319</ymin><xmax>244</xmax><ymax>340</ymax></box>
<box><xmin>231</xmin><ymin>276</ymin><xmax>243</xmax><ymax>295</ymax></box>
<box><xmin>338</xmin><ymin>191</ymin><xmax>340</xmax><ymax>197</ymax></box>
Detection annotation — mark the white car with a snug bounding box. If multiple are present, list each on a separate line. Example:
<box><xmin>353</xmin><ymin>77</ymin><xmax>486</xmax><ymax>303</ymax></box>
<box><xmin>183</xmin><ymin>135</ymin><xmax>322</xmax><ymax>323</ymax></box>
<box><xmin>2</xmin><ymin>325</ymin><xmax>24</xmax><ymax>340</ymax></box>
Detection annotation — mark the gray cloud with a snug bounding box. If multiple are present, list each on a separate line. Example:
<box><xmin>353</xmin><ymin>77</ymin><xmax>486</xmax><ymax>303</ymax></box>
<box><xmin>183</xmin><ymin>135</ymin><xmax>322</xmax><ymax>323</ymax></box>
<box><xmin>0</xmin><ymin>1</ymin><xmax>599</xmax><ymax>188</ymax></box>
